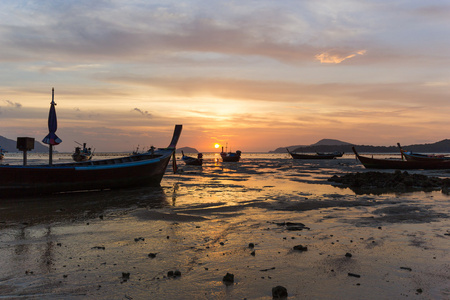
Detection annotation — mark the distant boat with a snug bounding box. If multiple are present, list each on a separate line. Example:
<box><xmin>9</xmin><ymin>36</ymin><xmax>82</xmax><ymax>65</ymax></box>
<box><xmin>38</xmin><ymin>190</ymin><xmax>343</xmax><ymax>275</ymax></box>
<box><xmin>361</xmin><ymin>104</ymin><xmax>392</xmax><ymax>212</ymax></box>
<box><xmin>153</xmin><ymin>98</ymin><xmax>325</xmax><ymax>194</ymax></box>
<box><xmin>397</xmin><ymin>143</ymin><xmax>450</xmax><ymax>161</ymax></box>
<box><xmin>353</xmin><ymin>147</ymin><xmax>450</xmax><ymax>170</ymax></box>
<box><xmin>72</xmin><ymin>142</ymin><xmax>93</xmax><ymax>162</ymax></box>
<box><xmin>287</xmin><ymin>148</ymin><xmax>343</xmax><ymax>159</ymax></box>
<box><xmin>182</xmin><ymin>151</ymin><xmax>203</xmax><ymax>166</ymax></box>
<box><xmin>316</xmin><ymin>151</ymin><xmax>344</xmax><ymax>158</ymax></box>
<box><xmin>220</xmin><ymin>146</ymin><xmax>241</xmax><ymax>162</ymax></box>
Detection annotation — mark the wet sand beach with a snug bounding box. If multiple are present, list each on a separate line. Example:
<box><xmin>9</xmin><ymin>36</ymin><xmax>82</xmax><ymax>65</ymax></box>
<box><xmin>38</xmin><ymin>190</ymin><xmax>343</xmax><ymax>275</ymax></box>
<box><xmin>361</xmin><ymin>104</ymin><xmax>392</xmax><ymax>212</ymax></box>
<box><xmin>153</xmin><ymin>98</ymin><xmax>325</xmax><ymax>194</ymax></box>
<box><xmin>0</xmin><ymin>153</ymin><xmax>449</xmax><ymax>299</ymax></box>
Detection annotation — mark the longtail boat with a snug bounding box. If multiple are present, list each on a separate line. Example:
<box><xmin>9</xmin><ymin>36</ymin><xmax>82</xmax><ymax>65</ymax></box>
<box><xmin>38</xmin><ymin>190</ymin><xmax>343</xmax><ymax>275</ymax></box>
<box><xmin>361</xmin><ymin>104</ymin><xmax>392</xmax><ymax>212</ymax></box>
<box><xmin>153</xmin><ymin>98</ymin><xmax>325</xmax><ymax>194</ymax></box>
<box><xmin>397</xmin><ymin>143</ymin><xmax>450</xmax><ymax>162</ymax></box>
<box><xmin>181</xmin><ymin>151</ymin><xmax>203</xmax><ymax>166</ymax></box>
<box><xmin>352</xmin><ymin>147</ymin><xmax>450</xmax><ymax>170</ymax></box>
<box><xmin>0</xmin><ymin>89</ymin><xmax>182</xmax><ymax>197</ymax></box>
<box><xmin>72</xmin><ymin>142</ymin><xmax>93</xmax><ymax>162</ymax></box>
<box><xmin>287</xmin><ymin>148</ymin><xmax>342</xmax><ymax>159</ymax></box>
<box><xmin>220</xmin><ymin>146</ymin><xmax>241</xmax><ymax>162</ymax></box>
<box><xmin>0</xmin><ymin>125</ymin><xmax>182</xmax><ymax>197</ymax></box>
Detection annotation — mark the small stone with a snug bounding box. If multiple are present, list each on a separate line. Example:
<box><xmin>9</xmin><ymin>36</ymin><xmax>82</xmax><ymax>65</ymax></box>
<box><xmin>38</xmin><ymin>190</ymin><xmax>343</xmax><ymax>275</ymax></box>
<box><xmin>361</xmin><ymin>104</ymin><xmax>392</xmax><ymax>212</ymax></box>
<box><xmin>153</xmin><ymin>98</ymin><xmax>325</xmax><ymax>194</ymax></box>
<box><xmin>122</xmin><ymin>272</ymin><xmax>130</xmax><ymax>280</ymax></box>
<box><xmin>248</xmin><ymin>243</ymin><xmax>255</xmax><ymax>248</ymax></box>
<box><xmin>293</xmin><ymin>245</ymin><xmax>308</xmax><ymax>251</ymax></box>
<box><xmin>174</xmin><ymin>270</ymin><xmax>181</xmax><ymax>277</ymax></box>
<box><xmin>345</xmin><ymin>252</ymin><xmax>352</xmax><ymax>258</ymax></box>
<box><xmin>167</xmin><ymin>271</ymin><xmax>174</xmax><ymax>277</ymax></box>
<box><xmin>222</xmin><ymin>273</ymin><xmax>234</xmax><ymax>285</ymax></box>
<box><xmin>348</xmin><ymin>273</ymin><xmax>361</xmax><ymax>278</ymax></box>
<box><xmin>272</xmin><ymin>285</ymin><xmax>288</xmax><ymax>298</ymax></box>
<box><xmin>148</xmin><ymin>253</ymin><xmax>157</xmax><ymax>258</ymax></box>
<box><xmin>250</xmin><ymin>250</ymin><xmax>255</xmax><ymax>256</ymax></box>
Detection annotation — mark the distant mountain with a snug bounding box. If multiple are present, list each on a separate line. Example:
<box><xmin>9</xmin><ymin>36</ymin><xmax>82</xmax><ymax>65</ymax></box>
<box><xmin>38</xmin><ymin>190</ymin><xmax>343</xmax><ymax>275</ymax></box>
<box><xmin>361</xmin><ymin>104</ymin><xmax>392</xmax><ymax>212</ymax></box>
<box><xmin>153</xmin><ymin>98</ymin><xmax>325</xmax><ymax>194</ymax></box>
<box><xmin>0</xmin><ymin>136</ymin><xmax>49</xmax><ymax>152</ymax></box>
<box><xmin>312</xmin><ymin>139</ymin><xmax>352</xmax><ymax>146</ymax></box>
<box><xmin>270</xmin><ymin>139</ymin><xmax>450</xmax><ymax>153</ymax></box>
<box><xmin>400</xmin><ymin>139</ymin><xmax>450</xmax><ymax>152</ymax></box>
<box><xmin>178</xmin><ymin>147</ymin><xmax>199</xmax><ymax>153</ymax></box>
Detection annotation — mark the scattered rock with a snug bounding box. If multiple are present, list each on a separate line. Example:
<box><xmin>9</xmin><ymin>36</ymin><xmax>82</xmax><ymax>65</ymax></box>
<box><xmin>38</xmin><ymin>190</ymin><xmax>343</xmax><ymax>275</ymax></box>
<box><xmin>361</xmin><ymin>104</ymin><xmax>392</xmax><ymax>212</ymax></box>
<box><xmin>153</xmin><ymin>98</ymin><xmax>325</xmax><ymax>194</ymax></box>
<box><xmin>293</xmin><ymin>245</ymin><xmax>308</xmax><ymax>251</ymax></box>
<box><xmin>260</xmin><ymin>267</ymin><xmax>276</xmax><ymax>272</ymax></box>
<box><xmin>400</xmin><ymin>267</ymin><xmax>412</xmax><ymax>271</ymax></box>
<box><xmin>222</xmin><ymin>273</ymin><xmax>234</xmax><ymax>285</ymax></box>
<box><xmin>329</xmin><ymin>171</ymin><xmax>450</xmax><ymax>193</ymax></box>
<box><xmin>250</xmin><ymin>250</ymin><xmax>255</xmax><ymax>256</ymax></box>
<box><xmin>248</xmin><ymin>243</ymin><xmax>255</xmax><ymax>248</ymax></box>
<box><xmin>272</xmin><ymin>285</ymin><xmax>288</xmax><ymax>299</ymax></box>
<box><xmin>148</xmin><ymin>253</ymin><xmax>157</xmax><ymax>258</ymax></box>
<box><xmin>134</xmin><ymin>237</ymin><xmax>145</xmax><ymax>242</ymax></box>
<box><xmin>122</xmin><ymin>272</ymin><xmax>130</xmax><ymax>281</ymax></box>
<box><xmin>345</xmin><ymin>252</ymin><xmax>352</xmax><ymax>258</ymax></box>
<box><xmin>91</xmin><ymin>246</ymin><xmax>105</xmax><ymax>250</ymax></box>
<box><xmin>348</xmin><ymin>273</ymin><xmax>361</xmax><ymax>278</ymax></box>
<box><xmin>275</xmin><ymin>222</ymin><xmax>310</xmax><ymax>231</ymax></box>
<box><xmin>167</xmin><ymin>270</ymin><xmax>181</xmax><ymax>278</ymax></box>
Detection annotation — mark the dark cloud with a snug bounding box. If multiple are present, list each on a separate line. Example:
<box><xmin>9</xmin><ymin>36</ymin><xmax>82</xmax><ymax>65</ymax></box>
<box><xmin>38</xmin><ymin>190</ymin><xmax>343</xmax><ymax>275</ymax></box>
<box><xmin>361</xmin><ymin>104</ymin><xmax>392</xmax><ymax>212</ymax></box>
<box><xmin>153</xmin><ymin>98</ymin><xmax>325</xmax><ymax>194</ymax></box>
<box><xmin>133</xmin><ymin>108</ymin><xmax>152</xmax><ymax>118</ymax></box>
<box><xmin>3</xmin><ymin>100</ymin><xmax>22</xmax><ymax>108</ymax></box>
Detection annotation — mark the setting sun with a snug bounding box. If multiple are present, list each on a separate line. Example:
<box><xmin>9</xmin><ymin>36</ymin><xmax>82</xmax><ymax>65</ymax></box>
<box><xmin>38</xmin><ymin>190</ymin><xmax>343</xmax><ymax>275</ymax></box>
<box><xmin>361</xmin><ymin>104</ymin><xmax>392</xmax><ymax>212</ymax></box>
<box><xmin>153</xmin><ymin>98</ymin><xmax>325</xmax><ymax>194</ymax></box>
<box><xmin>214</xmin><ymin>143</ymin><xmax>220</xmax><ymax>149</ymax></box>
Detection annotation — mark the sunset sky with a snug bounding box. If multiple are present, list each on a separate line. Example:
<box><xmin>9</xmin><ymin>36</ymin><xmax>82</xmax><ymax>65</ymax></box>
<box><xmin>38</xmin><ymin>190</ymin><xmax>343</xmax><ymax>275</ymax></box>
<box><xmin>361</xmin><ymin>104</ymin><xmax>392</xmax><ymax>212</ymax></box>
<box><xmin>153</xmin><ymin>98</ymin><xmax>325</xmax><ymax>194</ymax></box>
<box><xmin>1</xmin><ymin>0</ymin><xmax>449</xmax><ymax>152</ymax></box>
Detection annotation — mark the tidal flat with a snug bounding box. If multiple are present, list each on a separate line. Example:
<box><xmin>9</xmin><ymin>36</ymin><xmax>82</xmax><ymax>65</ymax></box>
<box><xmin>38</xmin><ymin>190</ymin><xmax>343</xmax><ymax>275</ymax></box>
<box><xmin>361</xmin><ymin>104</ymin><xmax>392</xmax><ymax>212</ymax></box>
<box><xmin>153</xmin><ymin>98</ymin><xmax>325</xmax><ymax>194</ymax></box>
<box><xmin>0</xmin><ymin>153</ymin><xmax>449</xmax><ymax>299</ymax></box>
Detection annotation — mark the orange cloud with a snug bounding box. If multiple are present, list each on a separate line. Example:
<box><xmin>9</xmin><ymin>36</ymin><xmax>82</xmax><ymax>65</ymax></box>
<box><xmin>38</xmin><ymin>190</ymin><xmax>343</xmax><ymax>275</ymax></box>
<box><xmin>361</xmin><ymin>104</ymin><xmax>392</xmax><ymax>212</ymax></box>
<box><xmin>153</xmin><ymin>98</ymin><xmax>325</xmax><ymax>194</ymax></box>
<box><xmin>315</xmin><ymin>50</ymin><xmax>366</xmax><ymax>64</ymax></box>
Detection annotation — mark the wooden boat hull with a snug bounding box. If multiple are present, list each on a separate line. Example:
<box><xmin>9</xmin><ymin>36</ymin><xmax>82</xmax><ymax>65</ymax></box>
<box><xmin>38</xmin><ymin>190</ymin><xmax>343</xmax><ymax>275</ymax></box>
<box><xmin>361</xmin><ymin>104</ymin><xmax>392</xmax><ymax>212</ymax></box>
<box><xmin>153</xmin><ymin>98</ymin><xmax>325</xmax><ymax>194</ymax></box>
<box><xmin>0</xmin><ymin>125</ymin><xmax>182</xmax><ymax>197</ymax></box>
<box><xmin>0</xmin><ymin>155</ymin><xmax>171</xmax><ymax>196</ymax></box>
<box><xmin>289</xmin><ymin>153</ymin><xmax>337</xmax><ymax>159</ymax></box>
<box><xmin>221</xmin><ymin>156</ymin><xmax>240</xmax><ymax>162</ymax></box>
<box><xmin>397</xmin><ymin>143</ymin><xmax>450</xmax><ymax>162</ymax></box>
<box><xmin>402</xmin><ymin>152</ymin><xmax>450</xmax><ymax>162</ymax></box>
<box><xmin>353</xmin><ymin>147</ymin><xmax>450</xmax><ymax>170</ymax></box>
<box><xmin>317</xmin><ymin>152</ymin><xmax>344</xmax><ymax>158</ymax></box>
<box><xmin>287</xmin><ymin>148</ymin><xmax>342</xmax><ymax>159</ymax></box>
<box><xmin>72</xmin><ymin>153</ymin><xmax>93</xmax><ymax>162</ymax></box>
<box><xmin>181</xmin><ymin>151</ymin><xmax>203</xmax><ymax>165</ymax></box>
<box><xmin>184</xmin><ymin>160</ymin><xmax>203</xmax><ymax>165</ymax></box>
<box><xmin>182</xmin><ymin>157</ymin><xmax>203</xmax><ymax>165</ymax></box>
<box><xmin>221</xmin><ymin>150</ymin><xmax>241</xmax><ymax>162</ymax></box>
